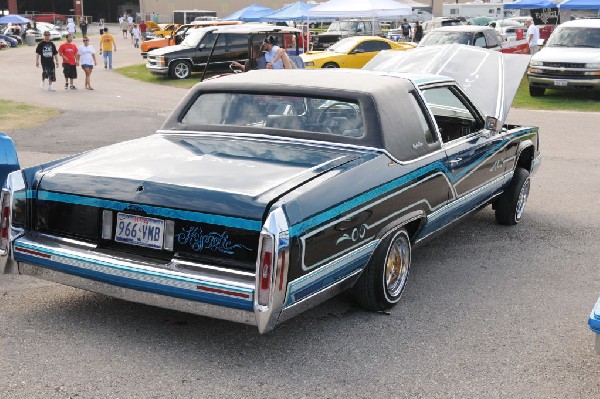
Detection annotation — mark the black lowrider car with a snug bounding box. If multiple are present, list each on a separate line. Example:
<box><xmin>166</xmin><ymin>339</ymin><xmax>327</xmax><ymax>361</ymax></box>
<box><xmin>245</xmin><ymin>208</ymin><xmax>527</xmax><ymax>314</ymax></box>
<box><xmin>1</xmin><ymin>46</ymin><xmax>540</xmax><ymax>333</ymax></box>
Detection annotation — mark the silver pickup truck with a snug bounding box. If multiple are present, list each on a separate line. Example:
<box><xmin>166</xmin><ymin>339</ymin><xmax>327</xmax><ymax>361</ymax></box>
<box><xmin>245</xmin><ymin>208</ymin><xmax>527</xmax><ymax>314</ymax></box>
<box><xmin>527</xmin><ymin>19</ymin><xmax>600</xmax><ymax>97</ymax></box>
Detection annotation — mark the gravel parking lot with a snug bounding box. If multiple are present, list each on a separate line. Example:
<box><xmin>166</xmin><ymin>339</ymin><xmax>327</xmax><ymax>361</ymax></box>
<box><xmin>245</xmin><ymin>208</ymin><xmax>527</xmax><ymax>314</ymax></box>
<box><xmin>0</xmin><ymin>37</ymin><xmax>599</xmax><ymax>398</ymax></box>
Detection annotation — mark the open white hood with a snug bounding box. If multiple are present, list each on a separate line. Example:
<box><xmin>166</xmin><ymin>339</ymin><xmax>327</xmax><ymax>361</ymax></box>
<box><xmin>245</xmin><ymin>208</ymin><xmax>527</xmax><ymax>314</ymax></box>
<box><xmin>363</xmin><ymin>44</ymin><xmax>531</xmax><ymax>124</ymax></box>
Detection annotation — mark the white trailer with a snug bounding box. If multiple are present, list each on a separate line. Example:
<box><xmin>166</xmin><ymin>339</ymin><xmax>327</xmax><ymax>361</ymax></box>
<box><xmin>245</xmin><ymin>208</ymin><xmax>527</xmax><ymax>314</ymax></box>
<box><xmin>443</xmin><ymin>3</ymin><xmax>509</xmax><ymax>19</ymax></box>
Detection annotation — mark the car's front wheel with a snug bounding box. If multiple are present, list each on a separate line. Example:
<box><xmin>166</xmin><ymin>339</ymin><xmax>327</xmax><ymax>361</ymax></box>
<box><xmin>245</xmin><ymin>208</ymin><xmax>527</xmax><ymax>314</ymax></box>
<box><xmin>354</xmin><ymin>228</ymin><xmax>411</xmax><ymax>311</ymax></box>
<box><xmin>170</xmin><ymin>60</ymin><xmax>192</xmax><ymax>79</ymax></box>
<box><xmin>322</xmin><ymin>62</ymin><xmax>339</xmax><ymax>68</ymax></box>
<box><xmin>529</xmin><ymin>85</ymin><xmax>545</xmax><ymax>97</ymax></box>
<box><xmin>495</xmin><ymin>167</ymin><xmax>530</xmax><ymax>225</ymax></box>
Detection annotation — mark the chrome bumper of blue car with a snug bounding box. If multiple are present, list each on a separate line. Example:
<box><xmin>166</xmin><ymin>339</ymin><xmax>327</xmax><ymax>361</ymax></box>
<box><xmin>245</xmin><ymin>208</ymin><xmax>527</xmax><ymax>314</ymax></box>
<box><xmin>6</xmin><ymin>233</ymin><xmax>258</xmax><ymax>327</ymax></box>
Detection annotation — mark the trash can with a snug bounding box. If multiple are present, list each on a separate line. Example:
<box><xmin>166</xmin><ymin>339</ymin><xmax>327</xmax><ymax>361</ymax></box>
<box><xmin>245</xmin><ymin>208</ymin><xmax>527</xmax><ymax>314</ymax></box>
<box><xmin>26</xmin><ymin>34</ymin><xmax>36</xmax><ymax>46</ymax></box>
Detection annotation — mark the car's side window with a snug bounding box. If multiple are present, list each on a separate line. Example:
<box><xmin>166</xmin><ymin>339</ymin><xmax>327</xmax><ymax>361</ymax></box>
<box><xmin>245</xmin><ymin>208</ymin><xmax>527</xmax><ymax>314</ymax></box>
<box><xmin>421</xmin><ymin>86</ymin><xmax>483</xmax><ymax>143</ymax></box>
<box><xmin>379</xmin><ymin>41</ymin><xmax>392</xmax><ymax>50</ymax></box>
<box><xmin>355</xmin><ymin>41</ymin><xmax>381</xmax><ymax>53</ymax></box>
<box><xmin>474</xmin><ymin>33</ymin><xmax>486</xmax><ymax>47</ymax></box>
<box><xmin>485</xmin><ymin>31</ymin><xmax>499</xmax><ymax>47</ymax></box>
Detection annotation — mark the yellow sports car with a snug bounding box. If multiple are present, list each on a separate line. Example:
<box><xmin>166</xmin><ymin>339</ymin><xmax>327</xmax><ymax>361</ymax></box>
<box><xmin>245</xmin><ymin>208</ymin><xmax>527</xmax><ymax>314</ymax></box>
<box><xmin>301</xmin><ymin>36</ymin><xmax>415</xmax><ymax>69</ymax></box>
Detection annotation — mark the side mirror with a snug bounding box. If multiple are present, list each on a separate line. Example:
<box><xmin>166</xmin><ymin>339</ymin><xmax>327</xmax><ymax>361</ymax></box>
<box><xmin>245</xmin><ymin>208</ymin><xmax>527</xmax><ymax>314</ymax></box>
<box><xmin>199</xmin><ymin>43</ymin><xmax>205</xmax><ymax>49</ymax></box>
<box><xmin>351</xmin><ymin>48</ymin><xmax>364</xmax><ymax>54</ymax></box>
<box><xmin>484</xmin><ymin>116</ymin><xmax>502</xmax><ymax>134</ymax></box>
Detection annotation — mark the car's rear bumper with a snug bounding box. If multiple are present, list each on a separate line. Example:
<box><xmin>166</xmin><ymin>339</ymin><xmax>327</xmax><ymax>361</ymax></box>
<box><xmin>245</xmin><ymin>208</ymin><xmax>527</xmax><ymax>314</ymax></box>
<box><xmin>589</xmin><ymin>297</ymin><xmax>600</xmax><ymax>354</ymax></box>
<box><xmin>5</xmin><ymin>233</ymin><xmax>258</xmax><ymax>327</ymax></box>
<box><xmin>528</xmin><ymin>74</ymin><xmax>600</xmax><ymax>91</ymax></box>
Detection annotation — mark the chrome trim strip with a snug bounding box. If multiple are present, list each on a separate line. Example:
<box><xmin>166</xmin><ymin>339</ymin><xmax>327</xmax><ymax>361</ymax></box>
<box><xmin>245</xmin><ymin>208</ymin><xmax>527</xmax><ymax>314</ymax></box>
<box><xmin>278</xmin><ymin>269</ymin><xmax>362</xmax><ymax>325</ymax></box>
<box><xmin>286</xmin><ymin>240</ymin><xmax>378</xmax><ymax>307</ymax></box>
<box><xmin>12</xmin><ymin>234</ymin><xmax>255</xmax><ymax>309</ymax></box>
<box><xmin>254</xmin><ymin>207</ymin><xmax>290</xmax><ymax>334</ymax></box>
<box><xmin>18</xmin><ymin>263</ymin><xmax>257</xmax><ymax>326</ymax></box>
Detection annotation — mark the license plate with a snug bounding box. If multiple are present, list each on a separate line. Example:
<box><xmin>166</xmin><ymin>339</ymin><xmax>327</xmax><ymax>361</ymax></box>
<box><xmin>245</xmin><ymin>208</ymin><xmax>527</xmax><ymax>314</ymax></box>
<box><xmin>115</xmin><ymin>213</ymin><xmax>164</xmax><ymax>249</ymax></box>
<box><xmin>554</xmin><ymin>80</ymin><xmax>568</xmax><ymax>87</ymax></box>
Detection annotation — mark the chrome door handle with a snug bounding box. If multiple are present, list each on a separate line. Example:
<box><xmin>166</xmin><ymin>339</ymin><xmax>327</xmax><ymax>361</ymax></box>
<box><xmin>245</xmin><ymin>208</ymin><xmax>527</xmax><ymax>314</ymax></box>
<box><xmin>449</xmin><ymin>158</ymin><xmax>462</xmax><ymax>165</ymax></box>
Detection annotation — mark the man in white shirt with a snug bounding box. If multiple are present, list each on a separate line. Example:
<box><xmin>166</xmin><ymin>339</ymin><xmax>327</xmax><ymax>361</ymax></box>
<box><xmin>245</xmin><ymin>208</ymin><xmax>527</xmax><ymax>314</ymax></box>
<box><xmin>525</xmin><ymin>19</ymin><xmax>540</xmax><ymax>55</ymax></box>
<box><xmin>67</xmin><ymin>19</ymin><xmax>76</xmax><ymax>36</ymax></box>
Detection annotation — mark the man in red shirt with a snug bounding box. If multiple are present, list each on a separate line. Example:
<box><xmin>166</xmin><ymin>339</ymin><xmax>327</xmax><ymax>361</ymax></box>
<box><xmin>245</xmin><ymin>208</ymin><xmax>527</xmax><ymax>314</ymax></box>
<box><xmin>139</xmin><ymin>20</ymin><xmax>147</xmax><ymax>41</ymax></box>
<box><xmin>58</xmin><ymin>34</ymin><xmax>79</xmax><ymax>90</ymax></box>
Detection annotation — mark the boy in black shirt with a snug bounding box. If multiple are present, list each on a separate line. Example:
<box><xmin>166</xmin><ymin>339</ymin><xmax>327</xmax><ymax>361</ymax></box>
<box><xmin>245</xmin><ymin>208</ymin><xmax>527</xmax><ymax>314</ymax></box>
<box><xmin>35</xmin><ymin>31</ymin><xmax>59</xmax><ymax>91</ymax></box>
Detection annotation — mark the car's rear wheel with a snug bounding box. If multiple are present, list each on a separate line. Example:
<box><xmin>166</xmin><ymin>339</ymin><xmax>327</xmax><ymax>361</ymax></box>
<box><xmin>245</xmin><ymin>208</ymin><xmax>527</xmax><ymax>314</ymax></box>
<box><xmin>495</xmin><ymin>167</ymin><xmax>530</xmax><ymax>225</ymax></box>
<box><xmin>529</xmin><ymin>85</ymin><xmax>545</xmax><ymax>97</ymax></box>
<box><xmin>170</xmin><ymin>60</ymin><xmax>191</xmax><ymax>79</ymax></box>
<box><xmin>353</xmin><ymin>228</ymin><xmax>411</xmax><ymax>311</ymax></box>
<box><xmin>322</xmin><ymin>62</ymin><xmax>339</xmax><ymax>68</ymax></box>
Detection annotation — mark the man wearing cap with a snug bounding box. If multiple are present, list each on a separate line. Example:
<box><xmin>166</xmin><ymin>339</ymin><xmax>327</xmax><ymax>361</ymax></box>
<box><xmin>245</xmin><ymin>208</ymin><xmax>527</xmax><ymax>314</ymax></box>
<box><xmin>99</xmin><ymin>27</ymin><xmax>117</xmax><ymax>69</ymax></box>
<box><xmin>35</xmin><ymin>31</ymin><xmax>59</xmax><ymax>91</ymax></box>
<box><xmin>262</xmin><ymin>36</ymin><xmax>285</xmax><ymax>70</ymax></box>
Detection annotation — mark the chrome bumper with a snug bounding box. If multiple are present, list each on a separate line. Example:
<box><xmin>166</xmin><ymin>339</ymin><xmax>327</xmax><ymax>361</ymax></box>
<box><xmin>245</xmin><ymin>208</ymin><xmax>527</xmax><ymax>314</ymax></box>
<box><xmin>7</xmin><ymin>233</ymin><xmax>258</xmax><ymax>327</ymax></box>
<box><xmin>146</xmin><ymin>64</ymin><xmax>169</xmax><ymax>75</ymax></box>
<box><xmin>528</xmin><ymin>74</ymin><xmax>600</xmax><ymax>91</ymax></box>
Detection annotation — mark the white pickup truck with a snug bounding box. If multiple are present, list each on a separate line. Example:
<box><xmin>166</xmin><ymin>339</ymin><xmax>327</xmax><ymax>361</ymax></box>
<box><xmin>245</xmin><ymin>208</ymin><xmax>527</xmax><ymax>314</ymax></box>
<box><xmin>527</xmin><ymin>19</ymin><xmax>600</xmax><ymax>97</ymax></box>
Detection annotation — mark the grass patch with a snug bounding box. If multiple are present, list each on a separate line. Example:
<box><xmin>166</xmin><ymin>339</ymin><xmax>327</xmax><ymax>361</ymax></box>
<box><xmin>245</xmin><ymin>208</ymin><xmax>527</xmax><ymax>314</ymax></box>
<box><xmin>0</xmin><ymin>101</ymin><xmax>59</xmax><ymax>132</ymax></box>
<box><xmin>512</xmin><ymin>75</ymin><xmax>600</xmax><ymax>112</ymax></box>
<box><xmin>116</xmin><ymin>64</ymin><xmax>217</xmax><ymax>89</ymax></box>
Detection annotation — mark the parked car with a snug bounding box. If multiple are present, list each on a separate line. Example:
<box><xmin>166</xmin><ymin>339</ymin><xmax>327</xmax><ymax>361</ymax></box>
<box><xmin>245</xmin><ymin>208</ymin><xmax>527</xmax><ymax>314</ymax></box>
<box><xmin>0</xmin><ymin>34</ymin><xmax>18</xmax><ymax>47</ymax></box>
<box><xmin>1</xmin><ymin>45</ymin><xmax>540</xmax><ymax>334</ymax></box>
<box><xmin>418</xmin><ymin>26</ymin><xmax>529</xmax><ymax>54</ymax></box>
<box><xmin>301</xmin><ymin>36</ymin><xmax>414</xmax><ymax>69</ymax></box>
<box><xmin>147</xmin><ymin>24</ymin><xmax>302</xmax><ymax>79</ymax></box>
<box><xmin>26</xmin><ymin>12</ymin><xmax>68</xmax><ymax>25</ymax></box>
<box><xmin>140</xmin><ymin>21</ymin><xmax>240</xmax><ymax>58</ymax></box>
<box><xmin>590</xmin><ymin>297</ymin><xmax>600</xmax><ymax>354</ymax></box>
<box><xmin>36</xmin><ymin>21</ymin><xmax>68</xmax><ymax>38</ymax></box>
<box><xmin>422</xmin><ymin>17</ymin><xmax>463</xmax><ymax>36</ymax></box>
<box><xmin>312</xmin><ymin>19</ymin><xmax>383</xmax><ymax>51</ymax></box>
<box><xmin>527</xmin><ymin>19</ymin><xmax>600</xmax><ymax>97</ymax></box>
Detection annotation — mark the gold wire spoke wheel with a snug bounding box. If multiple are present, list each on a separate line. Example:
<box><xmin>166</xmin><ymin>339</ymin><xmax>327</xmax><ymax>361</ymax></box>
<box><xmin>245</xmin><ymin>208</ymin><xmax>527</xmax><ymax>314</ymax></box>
<box><xmin>384</xmin><ymin>235</ymin><xmax>410</xmax><ymax>298</ymax></box>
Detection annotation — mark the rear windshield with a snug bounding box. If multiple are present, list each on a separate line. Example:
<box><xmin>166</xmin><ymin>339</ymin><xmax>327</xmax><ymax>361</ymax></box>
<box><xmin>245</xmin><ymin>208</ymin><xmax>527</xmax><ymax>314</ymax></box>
<box><xmin>182</xmin><ymin>93</ymin><xmax>364</xmax><ymax>137</ymax></box>
<box><xmin>420</xmin><ymin>31</ymin><xmax>471</xmax><ymax>46</ymax></box>
<box><xmin>546</xmin><ymin>27</ymin><xmax>600</xmax><ymax>48</ymax></box>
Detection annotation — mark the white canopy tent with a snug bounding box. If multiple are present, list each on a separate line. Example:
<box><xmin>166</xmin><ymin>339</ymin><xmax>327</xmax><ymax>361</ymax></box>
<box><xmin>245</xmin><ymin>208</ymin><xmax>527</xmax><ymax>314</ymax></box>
<box><xmin>307</xmin><ymin>0</ymin><xmax>412</xmax><ymax>18</ymax></box>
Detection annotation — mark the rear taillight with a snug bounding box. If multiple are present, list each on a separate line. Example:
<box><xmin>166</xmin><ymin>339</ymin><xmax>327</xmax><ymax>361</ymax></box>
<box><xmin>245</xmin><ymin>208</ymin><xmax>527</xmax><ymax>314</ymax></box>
<box><xmin>257</xmin><ymin>234</ymin><xmax>274</xmax><ymax>307</ymax></box>
<box><xmin>0</xmin><ymin>190</ymin><xmax>11</xmax><ymax>251</ymax></box>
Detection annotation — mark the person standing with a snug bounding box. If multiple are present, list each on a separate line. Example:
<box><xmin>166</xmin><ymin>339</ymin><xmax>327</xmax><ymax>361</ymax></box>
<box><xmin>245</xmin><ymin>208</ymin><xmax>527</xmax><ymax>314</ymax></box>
<box><xmin>99</xmin><ymin>28</ymin><xmax>117</xmax><ymax>69</ymax></box>
<box><xmin>35</xmin><ymin>31</ymin><xmax>59</xmax><ymax>91</ymax></box>
<box><xmin>525</xmin><ymin>19</ymin><xmax>540</xmax><ymax>55</ymax></box>
<box><xmin>67</xmin><ymin>18</ymin><xmax>76</xmax><ymax>37</ymax></box>
<box><xmin>400</xmin><ymin>19</ymin><xmax>412</xmax><ymax>42</ymax></box>
<box><xmin>77</xmin><ymin>36</ymin><xmax>97</xmax><ymax>90</ymax></box>
<box><xmin>98</xmin><ymin>18</ymin><xmax>105</xmax><ymax>35</ymax></box>
<box><xmin>120</xmin><ymin>16</ymin><xmax>128</xmax><ymax>39</ymax></box>
<box><xmin>262</xmin><ymin>36</ymin><xmax>284</xmax><ymax>70</ymax></box>
<box><xmin>58</xmin><ymin>34</ymin><xmax>79</xmax><ymax>90</ymax></box>
<box><xmin>131</xmin><ymin>24</ymin><xmax>141</xmax><ymax>48</ymax></box>
<box><xmin>79</xmin><ymin>18</ymin><xmax>88</xmax><ymax>37</ymax></box>
<box><xmin>127</xmin><ymin>14</ymin><xmax>134</xmax><ymax>42</ymax></box>
<box><xmin>139</xmin><ymin>20</ymin><xmax>147</xmax><ymax>41</ymax></box>
<box><xmin>413</xmin><ymin>21</ymin><xmax>423</xmax><ymax>43</ymax></box>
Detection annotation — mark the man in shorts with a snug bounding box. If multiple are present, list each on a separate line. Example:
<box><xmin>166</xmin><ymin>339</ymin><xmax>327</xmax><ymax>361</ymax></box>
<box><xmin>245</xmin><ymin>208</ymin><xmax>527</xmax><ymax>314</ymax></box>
<box><xmin>58</xmin><ymin>34</ymin><xmax>79</xmax><ymax>90</ymax></box>
<box><xmin>35</xmin><ymin>31</ymin><xmax>59</xmax><ymax>91</ymax></box>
